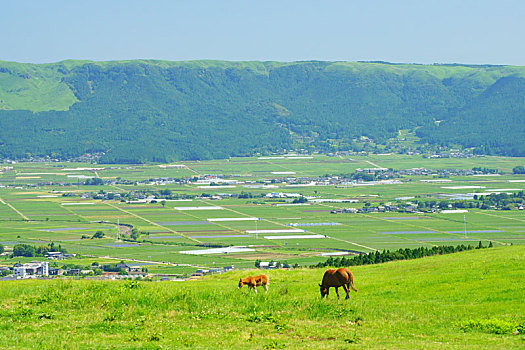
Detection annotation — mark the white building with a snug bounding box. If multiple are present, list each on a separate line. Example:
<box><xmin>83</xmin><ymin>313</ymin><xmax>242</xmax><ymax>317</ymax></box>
<box><xmin>13</xmin><ymin>261</ymin><xmax>49</xmax><ymax>278</ymax></box>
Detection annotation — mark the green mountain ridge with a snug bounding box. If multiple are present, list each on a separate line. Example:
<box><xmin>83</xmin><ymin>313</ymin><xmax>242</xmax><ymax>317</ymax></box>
<box><xmin>0</xmin><ymin>60</ymin><xmax>524</xmax><ymax>162</ymax></box>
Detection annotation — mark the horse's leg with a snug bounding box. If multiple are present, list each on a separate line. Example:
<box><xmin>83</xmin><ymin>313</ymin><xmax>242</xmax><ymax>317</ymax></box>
<box><xmin>263</xmin><ymin>283</ymin><xmax>268</xmax><ymax>292</ymax></box>
<box><xmin>343</xmin><ymin>284</ymin><xmax>350</xmax><ymax>300</ymax></box>
<box><xmin>253</xmin><ymin>285</ymin><xmax>257</xmax><ymax>294</ymax></box>
<box><xmin>335</xmin><ymin>287</ymin><xmax>340</xmax><ymax>299</ymax></box>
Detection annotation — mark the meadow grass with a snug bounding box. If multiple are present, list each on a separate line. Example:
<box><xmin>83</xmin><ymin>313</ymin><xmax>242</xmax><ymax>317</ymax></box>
<box><xmin>0</xmin><ymin>246</ymin><xmax>523</xmax><ymax>349</ymax></box>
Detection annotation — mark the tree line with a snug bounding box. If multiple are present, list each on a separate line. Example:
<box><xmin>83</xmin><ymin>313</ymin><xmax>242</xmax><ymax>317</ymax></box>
<box><xmin>12</xmin><ymin>242</ymin><xmax>67</xmax><ymax>257</ymax></box>
<box><xmin>313</xmin><ymin>242</ymin><xmax>493</xmax><ymax>268</ymax></box>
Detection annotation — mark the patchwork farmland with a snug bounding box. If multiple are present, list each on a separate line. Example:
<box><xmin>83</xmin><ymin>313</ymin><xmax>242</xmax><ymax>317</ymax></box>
<box><xmin>1</xmin><ymin>154</ymin><xmax>525</xmax><ymax>274</ymax></box>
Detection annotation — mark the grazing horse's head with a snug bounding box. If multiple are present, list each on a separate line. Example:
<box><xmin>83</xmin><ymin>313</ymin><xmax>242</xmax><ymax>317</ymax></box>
<box><xmin>238</xmin><ymin>279</ymin><xmax>244</xmax><ymax>289</ymax></box>
<box><xmin>319</xmin><ymin>284</ymin><xmax>328</xmax><ymax>298</ymax></box>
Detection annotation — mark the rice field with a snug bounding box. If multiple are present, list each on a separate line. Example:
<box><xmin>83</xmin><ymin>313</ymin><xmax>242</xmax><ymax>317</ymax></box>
<box><xmin>1</xmin><ymin>154</ymin><xmax>524</xmax><ymax>273</ymax></box>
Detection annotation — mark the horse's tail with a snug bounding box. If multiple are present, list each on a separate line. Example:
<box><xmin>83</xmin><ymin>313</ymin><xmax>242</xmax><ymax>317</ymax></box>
<box><xmin>349</xmin><ymin>271</ymin><xmax>358</xmax><ymax>292</ymax></box>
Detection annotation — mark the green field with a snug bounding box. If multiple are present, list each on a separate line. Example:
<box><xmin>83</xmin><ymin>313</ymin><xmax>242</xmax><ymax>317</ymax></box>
<box><xmin>0</xmin><ymin>246</ymin><xmax>523</xmax><ymax>348</ymax></box>
<box><xmin>1</xmin><ymin>154</ymin><xmax>525</xmax><ymax>273</ymax></box>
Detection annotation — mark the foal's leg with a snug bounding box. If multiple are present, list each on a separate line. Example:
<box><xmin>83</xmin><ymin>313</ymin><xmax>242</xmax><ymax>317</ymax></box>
<box><xmin>263</xmin><ymin>283</ymin><xmax>268</xmax><ymax>292</ymax></box>
<box><xmin>253</xmin><ymin>285</ymin><xmax>257</xmax><ymax>294</ymax></box>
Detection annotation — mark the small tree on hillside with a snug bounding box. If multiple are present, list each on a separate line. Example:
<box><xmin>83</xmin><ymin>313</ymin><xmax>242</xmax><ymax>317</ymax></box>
<box><xmin>512</xmin><ymin>166</ymin><xmax>525</xmax><ymax>174</ymax></box>
<box><xmin>92</xmin><ymin>231</ymin><xmax>104</xmax><ymax>239</ymax></box>
<box><xmin>130</xmin><ymin>228</ymin><xmax>140</xmax><ymax>240</ymax></box>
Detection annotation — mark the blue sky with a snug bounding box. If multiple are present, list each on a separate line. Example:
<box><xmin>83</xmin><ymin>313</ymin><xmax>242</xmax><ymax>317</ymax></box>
<box><xmin>2</xmin><ymin>0</ymin><xmax>524</xmax><ymax>65</ymax></box>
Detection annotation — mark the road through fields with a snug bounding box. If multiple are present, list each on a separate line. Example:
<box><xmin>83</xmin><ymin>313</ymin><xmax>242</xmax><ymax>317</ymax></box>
<box><xmin>0</xmin><ymin>196</ymin><xmax>29</xmax><ymax>221</ymax></box>
<box><xmin>103</xmin><ymin>202</ymin><xmax>202</xmax><ymax>243</ymax></box>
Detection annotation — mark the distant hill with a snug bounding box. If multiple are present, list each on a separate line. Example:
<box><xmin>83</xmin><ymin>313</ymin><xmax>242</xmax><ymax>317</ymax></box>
<box><xmin>0</xmin><ymin>60</ymin><xmax>524</xmax><ymax>162</ymax></box>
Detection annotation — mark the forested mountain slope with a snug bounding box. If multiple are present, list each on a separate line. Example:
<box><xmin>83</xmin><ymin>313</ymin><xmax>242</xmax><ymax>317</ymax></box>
<box><xmin>0</xmin><ymin>60</ymin><xmax>524</xmax><ymax>162</ymax></box>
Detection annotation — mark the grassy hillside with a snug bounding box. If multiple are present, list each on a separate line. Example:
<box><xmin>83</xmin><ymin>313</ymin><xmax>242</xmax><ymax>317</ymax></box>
<box><xmin>0</xmin><ymin>60</ymin><xmax>525</xmax><ymax>161</ymax></box>
<box><xmin>1</xmin><ymin>246</ymin><xmax>523</xmax><ymax>349</ymax></box>
<box><xmin>0</xmin><ymin>61</ymin><xmax>78</xmax><ymax>112</ymax></box>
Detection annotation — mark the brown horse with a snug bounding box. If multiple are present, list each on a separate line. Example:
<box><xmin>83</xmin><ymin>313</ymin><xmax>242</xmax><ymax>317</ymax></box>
<box><xmin>319</xmin><ymin>268</ymin><xmax>357</xmax><ymax>299</ymax></box>
<box><xmin>238</xmin><ymin>274</ymin><xmax>269</xmax><ymax>293</ymax></box>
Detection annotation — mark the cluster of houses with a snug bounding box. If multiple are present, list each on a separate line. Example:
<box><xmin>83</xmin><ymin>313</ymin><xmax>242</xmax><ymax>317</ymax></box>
<box><xmin>331</xmin><ymin>204</ymin><xmax>414</xmax><ymax>214</ymax></box>
<box><xmin>330</xmin><ymin>208</ymin><xmax>359</xmax><ymax>214</ymax></box>
<box><xmin>46</xmin><ymin>251</ymin><xmax>76</xmax><ymax>260</ymax></box>
<box><xmin>258</xmin><ymin>262</ymin><xmax>284</xmax><ymax>269</ymax></box>
<box><xmin>5</xmin><ymin>251</ymin><xmax>76</xmax><ymax>279</ymax></box>
<box><xmin>330</xmin><ymin>203</ymin><xmax>433</xmax><ymax>214</ymax></box>
<box><xmin>4</xmin><ymin>261</ymin><xmax>266</xmax><ymax>280</ymax></box>
<box><xmin>265</xmin><ymin>192</ymin><xmax>302</xmax><ymax>198</ymax></box>
<box><xmin>3</xmin><ymin>259</ymin><xmax>237</xmax><ymax>281</ymax></box>
<box><xmin>190</xmin><ymin>265</ymin><xmax>234</xmax><ymax>278</ymax></box>
<box><xmin>8</xmin><ymin>261</ymin><xmax>93</xmax><ymax>279</ymax></box>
